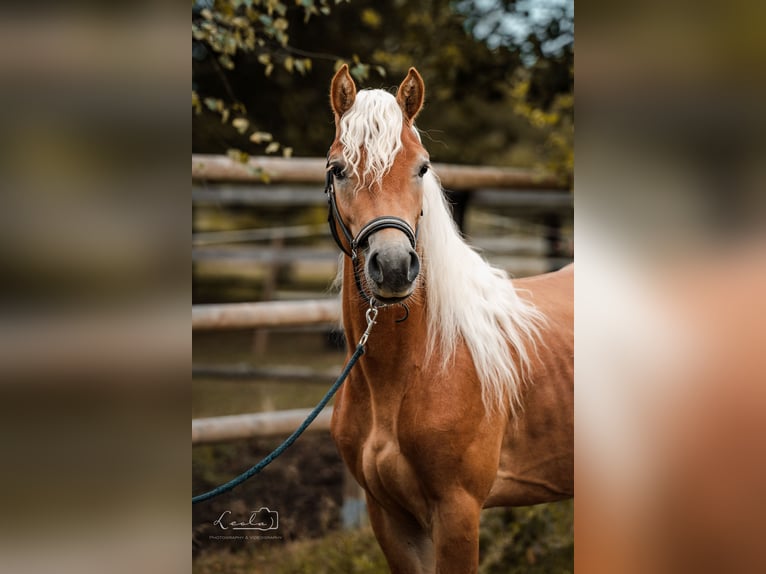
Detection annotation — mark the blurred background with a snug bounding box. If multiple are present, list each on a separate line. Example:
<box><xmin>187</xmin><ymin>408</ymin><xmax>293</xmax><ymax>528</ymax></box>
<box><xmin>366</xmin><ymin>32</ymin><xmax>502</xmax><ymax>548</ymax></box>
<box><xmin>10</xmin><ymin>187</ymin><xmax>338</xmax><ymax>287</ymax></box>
<box><xmin>2</xmin><ymin>0</ymin><xmax>760</xmax><ymax>571</ymax></box>
<box><xmin>192</xmin><ymin>0</ymin><xmax>573</xmax><ymax>572</ymax></box>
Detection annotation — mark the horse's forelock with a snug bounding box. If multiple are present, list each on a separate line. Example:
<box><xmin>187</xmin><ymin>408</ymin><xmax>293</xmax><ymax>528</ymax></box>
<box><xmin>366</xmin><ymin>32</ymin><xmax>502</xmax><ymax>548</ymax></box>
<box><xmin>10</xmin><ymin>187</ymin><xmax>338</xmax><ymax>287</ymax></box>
<box><xmin>338</xmin><ymin>89</ymin><xmax>407</xmax><ymax>192</ymax></box>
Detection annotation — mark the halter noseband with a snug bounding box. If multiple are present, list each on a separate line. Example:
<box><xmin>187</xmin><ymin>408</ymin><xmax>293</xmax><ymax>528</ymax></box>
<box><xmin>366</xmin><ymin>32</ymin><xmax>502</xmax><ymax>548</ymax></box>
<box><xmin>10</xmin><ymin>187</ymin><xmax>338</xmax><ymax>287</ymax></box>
<box><xmin>324</xmin><ymin>168</ymin><xmax>418</xmax><ymax>259</ymax></box>
<box><xmin>324</xmin><ymin>166</ymin><xmax>420</xmax><ymax>307</ymax></box>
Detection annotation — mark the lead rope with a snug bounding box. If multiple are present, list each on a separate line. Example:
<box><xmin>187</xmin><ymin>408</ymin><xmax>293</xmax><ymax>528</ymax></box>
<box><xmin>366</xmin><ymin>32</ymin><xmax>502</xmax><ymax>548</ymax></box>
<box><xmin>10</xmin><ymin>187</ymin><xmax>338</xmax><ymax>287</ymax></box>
<box><xmin>192</xmin><ymin>305</ymin><xmax>379</xmax><ymax>505</ymax></box>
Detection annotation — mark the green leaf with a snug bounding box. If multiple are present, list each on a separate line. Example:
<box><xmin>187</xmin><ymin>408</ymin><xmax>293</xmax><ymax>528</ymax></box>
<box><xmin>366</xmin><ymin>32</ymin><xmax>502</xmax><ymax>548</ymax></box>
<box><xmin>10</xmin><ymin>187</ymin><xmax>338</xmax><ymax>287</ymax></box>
<box><xmin>232</xmin><ymin>118</ymin><xmax>249</xmax><ymax>133</ymax></box>
<box><xmin>203</xmin><ymin>97</ymin><xmax>222</xmax><ymax>112</ymax></box>
<box><xmin>218</xmin><ymin>55</ymin><xmax>235</xmax><ymax>70</ymax></box>
<box><xmin>249</xmin><ymin>131</ymin><xmax>273</xmax><ymax>143</ymax></box>
<box><xmin>226</xmin><ymin>149</ymin><xmax>249</xmax><ymax>163</ymax></box>
<box><xmin>273</xmin><ymin>17</ymin><xmax>288</xmax><ymax>31</ymax></box>
<box><xmin>350</xmin><ymin>63</ymin><xmax>368</xmax><ymax>82</ymax></box>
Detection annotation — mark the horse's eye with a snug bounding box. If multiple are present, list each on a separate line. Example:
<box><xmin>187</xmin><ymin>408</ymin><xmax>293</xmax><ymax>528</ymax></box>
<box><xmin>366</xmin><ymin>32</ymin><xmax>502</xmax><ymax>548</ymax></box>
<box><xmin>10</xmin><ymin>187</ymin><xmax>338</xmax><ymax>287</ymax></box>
<box><xmin>330</xmin><ymin>164</ymin><xmax>346</xmax><ymax>180</ymax></box>
<box><xmin>418</xmin><ymin>164</ymin><xmax>430</xmax><ymax>178</ymax></box>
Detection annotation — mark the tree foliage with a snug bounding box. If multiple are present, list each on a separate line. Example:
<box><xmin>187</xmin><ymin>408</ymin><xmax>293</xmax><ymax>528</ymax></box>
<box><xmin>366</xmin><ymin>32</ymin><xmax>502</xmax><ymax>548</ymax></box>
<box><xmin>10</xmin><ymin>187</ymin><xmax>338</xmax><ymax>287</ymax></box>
<box><xmin>192</xmin><ymin>0</ymin><xmax>381</xmax><ymax>160</ymax></box>
<box><xmin>192</xmin><ymin>0</ymin><xmax>573</xmax><ymax>180</ymax></box>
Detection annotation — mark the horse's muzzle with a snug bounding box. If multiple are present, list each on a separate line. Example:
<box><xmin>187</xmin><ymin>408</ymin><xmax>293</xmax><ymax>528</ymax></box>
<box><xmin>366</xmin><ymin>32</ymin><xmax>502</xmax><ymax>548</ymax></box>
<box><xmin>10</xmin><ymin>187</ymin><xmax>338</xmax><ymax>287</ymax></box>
<box><xmin>365</xmin><ymin>244</ymin><xmax>420</xmax><ymax>302</ymax></box>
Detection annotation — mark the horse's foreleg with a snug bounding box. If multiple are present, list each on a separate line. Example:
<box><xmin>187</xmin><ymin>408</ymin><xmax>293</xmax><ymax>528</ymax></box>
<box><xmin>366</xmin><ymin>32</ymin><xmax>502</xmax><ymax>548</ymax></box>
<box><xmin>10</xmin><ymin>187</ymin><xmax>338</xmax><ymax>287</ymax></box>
<box><xmin>366</xmin><ymin>493</ymin><xmax>434</xmax><ymax>574</ymax></box>
<box><xmin>431</xmin><ymin>490</ymin><xmax>483</xmax><ymax>574</ymax></box>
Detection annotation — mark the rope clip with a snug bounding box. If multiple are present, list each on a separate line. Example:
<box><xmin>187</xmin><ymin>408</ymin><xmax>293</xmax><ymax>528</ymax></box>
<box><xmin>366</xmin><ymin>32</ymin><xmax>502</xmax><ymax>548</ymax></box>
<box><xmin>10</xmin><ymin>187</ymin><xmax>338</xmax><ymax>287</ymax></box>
<box><xmin>359</xmin><ymin>304</ymin><xmax>379</xmax><ymax>348</ymax></box>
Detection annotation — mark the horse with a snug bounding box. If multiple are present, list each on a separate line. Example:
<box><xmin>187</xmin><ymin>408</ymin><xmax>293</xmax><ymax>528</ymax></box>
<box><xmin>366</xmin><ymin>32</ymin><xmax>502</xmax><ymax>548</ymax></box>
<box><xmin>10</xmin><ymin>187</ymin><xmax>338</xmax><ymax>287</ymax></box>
<box><xmin>326</xmin><ymin>64</ymin><xmax>573</xmax><ymax>573</ymax></box>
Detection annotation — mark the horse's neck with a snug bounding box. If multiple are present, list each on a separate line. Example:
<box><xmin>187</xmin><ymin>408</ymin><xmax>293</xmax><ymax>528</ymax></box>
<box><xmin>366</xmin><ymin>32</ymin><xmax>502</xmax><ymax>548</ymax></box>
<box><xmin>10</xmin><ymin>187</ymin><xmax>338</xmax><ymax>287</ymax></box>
<box><xmin>341</xmin><ymin>301</ymin><xmax>428</xmax><ymax>359</ymax></box>
<box><xmin>341</xmin><ymin>264</ymin><xmax>428</xmax><ymax>382</ymax></box>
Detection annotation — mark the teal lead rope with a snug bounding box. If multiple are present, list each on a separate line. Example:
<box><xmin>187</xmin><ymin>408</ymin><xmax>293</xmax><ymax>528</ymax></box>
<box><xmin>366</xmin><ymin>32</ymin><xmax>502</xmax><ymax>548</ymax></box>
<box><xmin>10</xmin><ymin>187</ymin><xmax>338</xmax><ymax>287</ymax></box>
<box><xmin>192</xmin><ymin>306</ymin><xmax>378</xmax><ymax>505</ymax></box>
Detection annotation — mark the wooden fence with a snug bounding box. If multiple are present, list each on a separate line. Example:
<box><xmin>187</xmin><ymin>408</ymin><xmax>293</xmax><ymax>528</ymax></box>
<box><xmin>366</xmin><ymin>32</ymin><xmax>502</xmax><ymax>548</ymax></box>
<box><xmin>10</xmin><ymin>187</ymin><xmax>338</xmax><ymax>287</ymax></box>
<box><xmin>192</xmin><ymin>154</ymin><xmax>572</xmax><ymax>528</ymax></box>
<box><xmin>192</xmin><ymin>153</ymin><xmax>572</xmax><ymax>435</ymax></box>
<box><xmin>193</xmin><ymin>155</ymin><xmax>572</xmax><ymax>288</ymax></box>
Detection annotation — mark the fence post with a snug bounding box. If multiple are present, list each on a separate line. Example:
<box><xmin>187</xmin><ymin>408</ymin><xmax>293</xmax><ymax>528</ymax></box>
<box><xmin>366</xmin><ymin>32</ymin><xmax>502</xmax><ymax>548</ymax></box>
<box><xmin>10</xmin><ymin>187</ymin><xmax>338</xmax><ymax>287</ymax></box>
<box><xmin>543</xmin><ymin>212</ymin><xmax>565</xmax><ymax>271</ymax></box>
<box><xmin>445</xmin><ymin>190</ymin><xmax>471</xmax><ymax>233</ymax></box>
<box><xmin>341</xmin><ymin>466</ymin><xmax>368</xmax><ymax>529</ymax></box>
<box><xmin>252</xmin><ymin>233</ymin><xmax>285</xmax><ymax>355</ymax></box>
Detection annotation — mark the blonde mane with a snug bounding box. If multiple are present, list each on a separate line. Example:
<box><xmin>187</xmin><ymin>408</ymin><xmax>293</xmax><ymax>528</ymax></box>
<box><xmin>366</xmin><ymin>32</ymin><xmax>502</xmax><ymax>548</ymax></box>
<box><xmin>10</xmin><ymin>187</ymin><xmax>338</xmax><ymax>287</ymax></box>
<box><xmin>337</xmin><ymin>89</ymin><xmax>545</xmax><ymax>416</ymax></box>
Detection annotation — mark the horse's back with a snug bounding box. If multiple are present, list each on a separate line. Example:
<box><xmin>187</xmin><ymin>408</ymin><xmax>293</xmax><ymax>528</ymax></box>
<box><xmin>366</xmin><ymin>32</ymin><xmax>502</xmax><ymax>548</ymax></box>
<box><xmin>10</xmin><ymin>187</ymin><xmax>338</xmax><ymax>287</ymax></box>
<box><xmin>516</xmin><ymin>263</ymin><xmax>573</xmax><ymax>315</ymax></box>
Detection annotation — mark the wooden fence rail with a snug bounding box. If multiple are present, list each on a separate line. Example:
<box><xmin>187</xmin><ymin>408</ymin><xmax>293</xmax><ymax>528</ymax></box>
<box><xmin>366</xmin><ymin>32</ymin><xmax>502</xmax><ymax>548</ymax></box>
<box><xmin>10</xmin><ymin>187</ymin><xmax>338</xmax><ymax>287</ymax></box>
<box><xmin>193</xmin><ymin>363</ymin><xmax>342</xmax><ymax>381</ymax></box>
<box><xmin>192</xmin><ymin>408</ymin><xmax>333</xmax><ymax>444</ymax></box>
<box><xmin>192</xmin><ymin>154</ymin><xmax>565</xmax><ymax>191</ymax></box>
<box><xmin>193</xmin><ymin>299</ymin><xmax>340</xmax><ymax>331</ymax></box>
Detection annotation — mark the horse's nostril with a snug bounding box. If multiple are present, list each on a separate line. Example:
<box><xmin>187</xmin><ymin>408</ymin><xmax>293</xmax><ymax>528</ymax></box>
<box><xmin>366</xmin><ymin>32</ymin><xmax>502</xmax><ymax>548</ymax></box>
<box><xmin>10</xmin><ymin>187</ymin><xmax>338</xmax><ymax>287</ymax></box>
<box><xmin>407</xmin><ymin>251</ymin><xmax>420</xmax><ymax>283</ymax></box>
<box><xmin>368</xmin><ymin>252</ymin><xmax>384</xmax><ymax>284</ymax></box>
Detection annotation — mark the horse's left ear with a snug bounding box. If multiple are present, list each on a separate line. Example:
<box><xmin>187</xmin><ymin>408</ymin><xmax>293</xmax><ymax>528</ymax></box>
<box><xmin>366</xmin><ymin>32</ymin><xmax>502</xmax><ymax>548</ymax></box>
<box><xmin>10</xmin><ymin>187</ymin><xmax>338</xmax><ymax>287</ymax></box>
<box><xmin>397</xmin><ymin>67</ymin><xmax>425</xmax><ymax>124</ymax></box>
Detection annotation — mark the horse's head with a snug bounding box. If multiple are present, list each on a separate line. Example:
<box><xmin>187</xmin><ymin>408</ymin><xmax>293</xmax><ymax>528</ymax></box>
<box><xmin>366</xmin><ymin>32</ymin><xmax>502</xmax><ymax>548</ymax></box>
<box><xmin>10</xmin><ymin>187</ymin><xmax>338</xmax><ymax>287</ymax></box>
<box><xmin>327</xmin><ymin>64</ymin><xmax>429</xmax><ymax>304</ymax></box>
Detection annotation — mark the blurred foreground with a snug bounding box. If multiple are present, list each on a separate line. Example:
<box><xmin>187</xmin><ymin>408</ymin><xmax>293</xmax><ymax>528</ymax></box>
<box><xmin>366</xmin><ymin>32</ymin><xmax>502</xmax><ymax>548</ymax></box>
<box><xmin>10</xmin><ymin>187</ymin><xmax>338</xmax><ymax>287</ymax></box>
<box><xmin>576</xmin><ymin>1</ymin><xmax>766</xmax><ymax>571</ymax></box>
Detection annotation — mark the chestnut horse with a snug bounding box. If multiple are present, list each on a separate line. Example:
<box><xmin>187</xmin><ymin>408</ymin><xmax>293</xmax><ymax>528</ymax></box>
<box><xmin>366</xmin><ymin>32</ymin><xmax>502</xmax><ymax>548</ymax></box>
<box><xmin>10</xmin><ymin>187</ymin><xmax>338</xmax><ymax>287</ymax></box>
<box><xmin>327</xmin><ymin>65</ymin><xmax>573</xmax><ymax>573</ymax></box>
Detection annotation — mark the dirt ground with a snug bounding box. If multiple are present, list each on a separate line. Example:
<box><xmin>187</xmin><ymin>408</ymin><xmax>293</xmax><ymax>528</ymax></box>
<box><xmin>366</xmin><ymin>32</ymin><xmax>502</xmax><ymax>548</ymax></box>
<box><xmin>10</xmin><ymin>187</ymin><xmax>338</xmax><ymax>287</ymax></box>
<box><xmin>193</xmin><ymin>432</ymin><xmax>574</xmax><ymax>574</ymax></box>
<box><xmin>193</xmin><ymin>432</ymin><xmax>345</xmax><ymax>555</ymax></box>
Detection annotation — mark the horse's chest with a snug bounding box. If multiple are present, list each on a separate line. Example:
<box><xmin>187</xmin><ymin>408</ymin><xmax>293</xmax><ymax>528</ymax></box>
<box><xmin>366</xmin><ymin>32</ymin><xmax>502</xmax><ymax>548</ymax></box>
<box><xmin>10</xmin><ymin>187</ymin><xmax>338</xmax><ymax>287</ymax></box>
<box><xmin>334</xmin><ymin>388</ymin><xmax>430</xmax><ymax>516</ymax></box>
<box><xmin>360</xmin><ymin>432</ymin><xmax>423</xmax><ymax>512</ymax></box>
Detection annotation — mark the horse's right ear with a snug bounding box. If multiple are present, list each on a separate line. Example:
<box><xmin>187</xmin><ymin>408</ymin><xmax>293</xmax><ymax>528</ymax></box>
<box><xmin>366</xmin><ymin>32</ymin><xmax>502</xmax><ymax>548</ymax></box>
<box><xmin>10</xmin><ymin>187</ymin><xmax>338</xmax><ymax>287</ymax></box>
<box><xmin>330</xmin><ymin>64</ymin><xmax>357</xmax><ymax>118</ymax></box>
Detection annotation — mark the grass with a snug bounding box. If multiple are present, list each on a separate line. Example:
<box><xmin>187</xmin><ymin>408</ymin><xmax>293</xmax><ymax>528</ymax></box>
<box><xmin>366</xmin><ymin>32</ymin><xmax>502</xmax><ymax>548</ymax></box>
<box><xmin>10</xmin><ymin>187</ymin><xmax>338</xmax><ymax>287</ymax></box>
<box><xmin>193</xmin><ymin>527</ymin><xmax>388</xmax><ymax>574</ymax></box>
<box><xmin>193</xmin><ymin>502</ymin><xmax>573</xmax><ymax>574</ymax></box>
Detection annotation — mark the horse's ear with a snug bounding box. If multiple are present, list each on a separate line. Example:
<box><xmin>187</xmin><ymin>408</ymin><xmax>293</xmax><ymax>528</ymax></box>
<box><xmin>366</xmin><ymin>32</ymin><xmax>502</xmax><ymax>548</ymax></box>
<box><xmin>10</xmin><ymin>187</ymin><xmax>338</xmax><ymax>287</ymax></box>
<box><xmin>397</xmin><ymin>67</ymin><xmax>425</xmax><ymax>124</ymax></box>
<box><xmin>330</xmin><ymin>64</ymin><xmax>357</xmax><ymax>118</ymax></box>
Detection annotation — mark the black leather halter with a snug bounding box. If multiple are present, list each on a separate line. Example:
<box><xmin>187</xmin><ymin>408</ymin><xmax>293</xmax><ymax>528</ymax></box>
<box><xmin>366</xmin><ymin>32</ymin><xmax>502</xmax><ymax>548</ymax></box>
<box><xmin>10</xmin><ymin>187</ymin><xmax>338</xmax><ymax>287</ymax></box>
<box><xmin>324</xmin><ymin>166</ymin><xmax>420</xmax><ymax>306</ymax></box>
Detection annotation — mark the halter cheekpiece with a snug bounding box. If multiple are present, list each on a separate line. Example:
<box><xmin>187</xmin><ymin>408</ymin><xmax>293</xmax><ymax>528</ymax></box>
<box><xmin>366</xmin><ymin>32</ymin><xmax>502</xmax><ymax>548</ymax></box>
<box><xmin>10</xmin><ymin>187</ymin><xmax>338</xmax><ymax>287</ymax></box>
<box><xmin>324</xmin><ymin>164</ymin><xmax>420</xmax><ymax>311</ymax></box>
<box><xmin>324</xmin><ymin>166</ymin><xmax>418</xmax><ymax>259</ymax></box>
